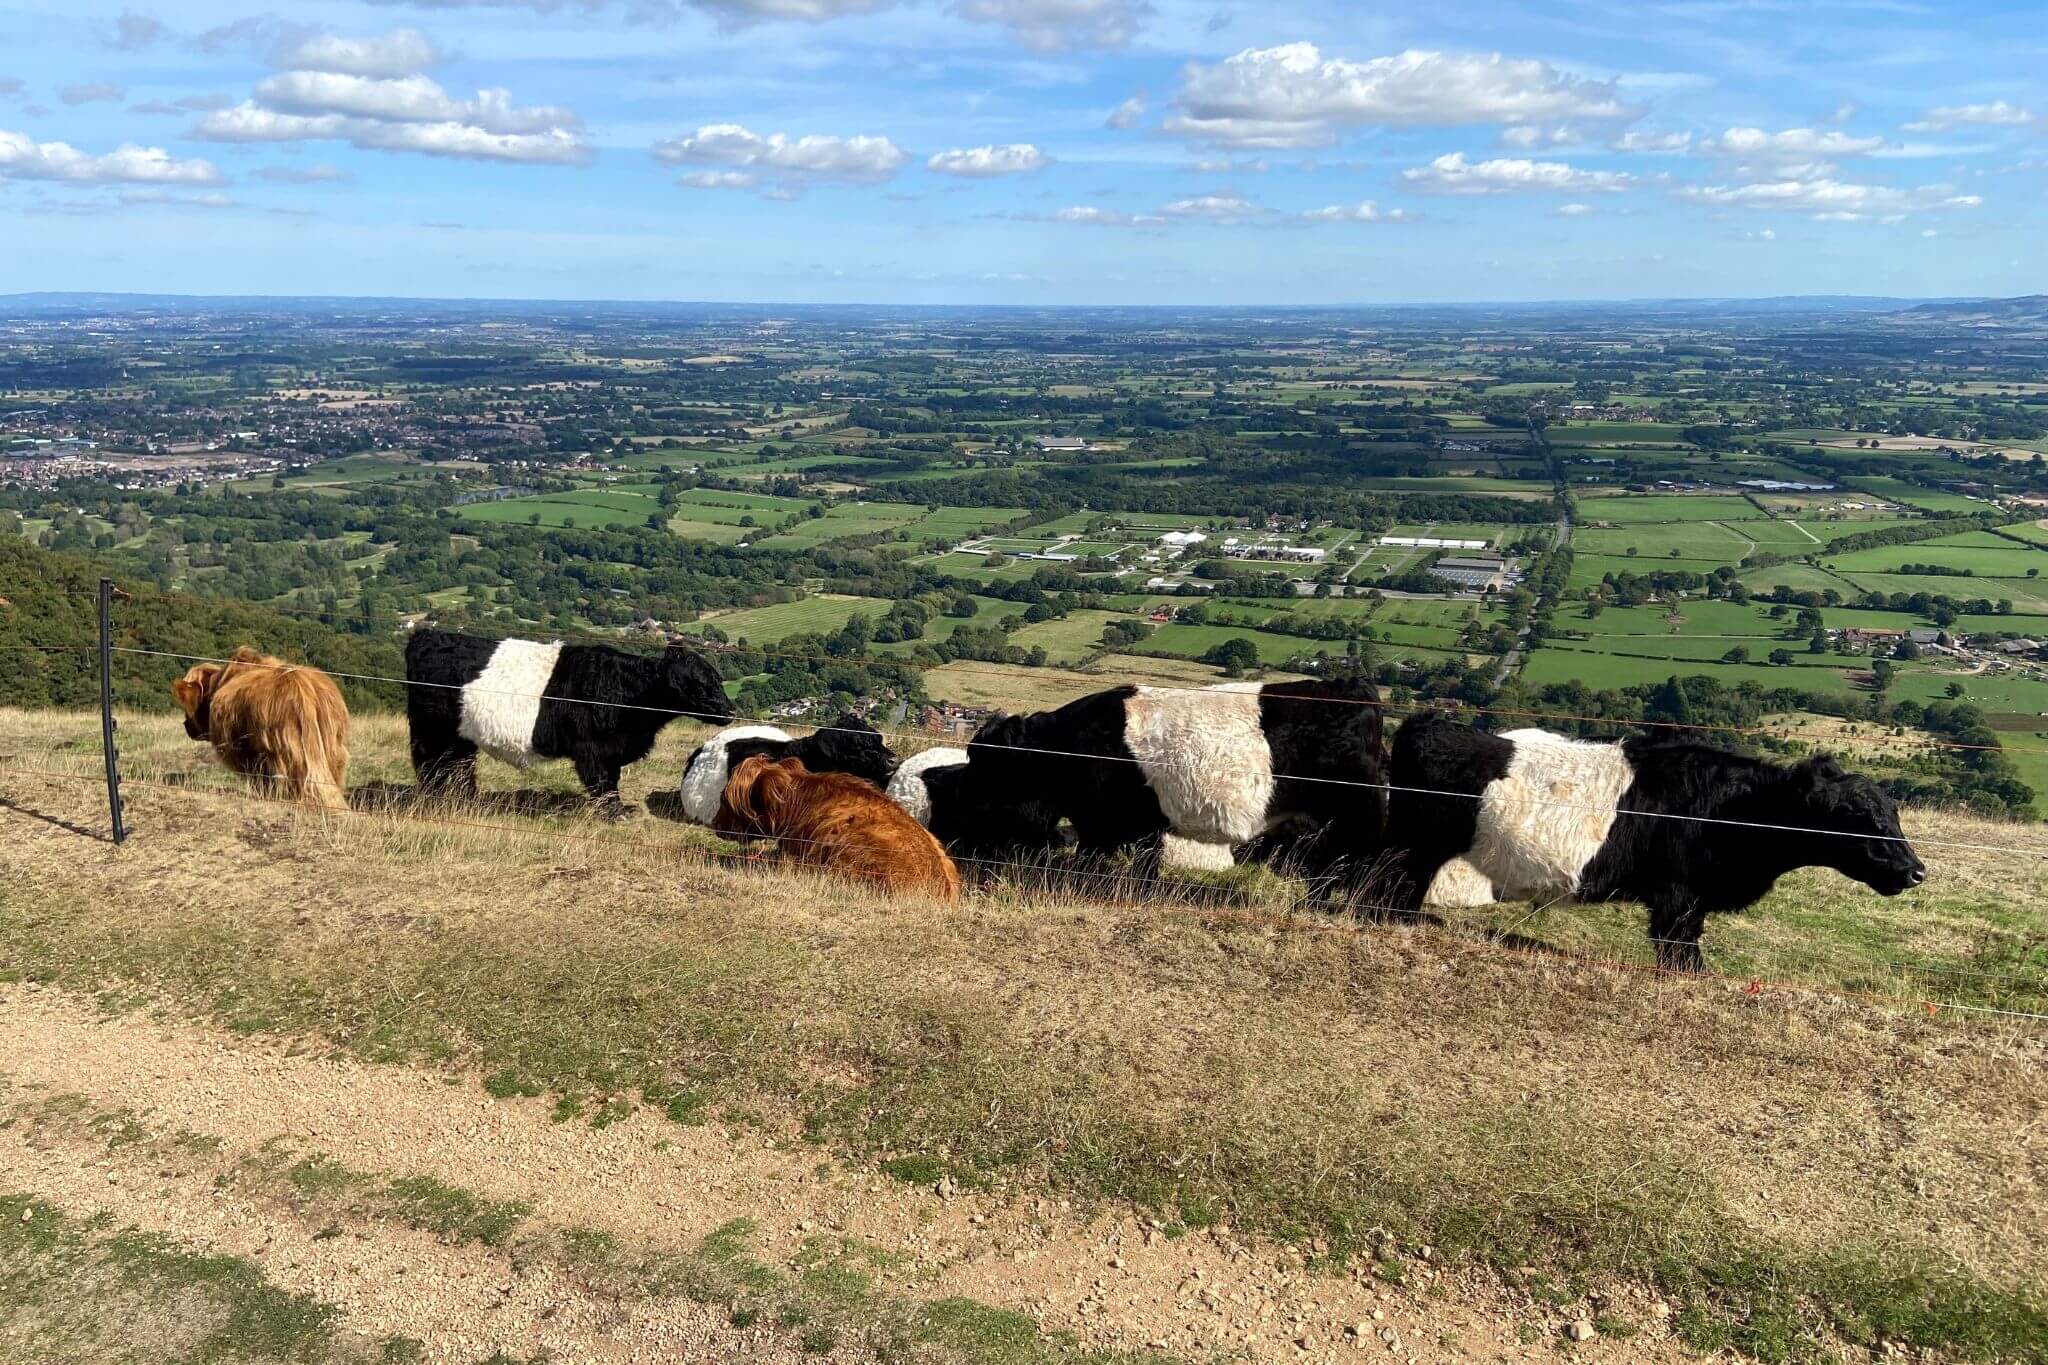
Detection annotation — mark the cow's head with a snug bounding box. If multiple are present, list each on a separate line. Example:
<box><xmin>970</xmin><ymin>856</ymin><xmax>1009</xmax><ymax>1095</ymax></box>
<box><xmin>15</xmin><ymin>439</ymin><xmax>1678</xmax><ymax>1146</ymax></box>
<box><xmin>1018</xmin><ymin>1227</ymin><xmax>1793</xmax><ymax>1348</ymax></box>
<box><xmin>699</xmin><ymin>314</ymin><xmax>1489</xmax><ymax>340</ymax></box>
<box><xmin>171</xmin><ymin>662</ymin><xmax>225</xmax><ymax>740</ymax></box>
<box><xmin>1794</xmin><ymin>756</ymin><xmax>1925</xmax><ymax>895</ymax></box>
<box><xmin>713</xmin><ymin>754</ymin><xmax>804</xmax><ymax>839</ymax></box>
<box><xmin>794</xmin><ymin>713</ymin><xmax>897</xmax><ymax>787</ymax></box>
<box><xmin>662</xmin><ymin>641</ymin><xmax>735</xmax><ymax>726</ymax></box>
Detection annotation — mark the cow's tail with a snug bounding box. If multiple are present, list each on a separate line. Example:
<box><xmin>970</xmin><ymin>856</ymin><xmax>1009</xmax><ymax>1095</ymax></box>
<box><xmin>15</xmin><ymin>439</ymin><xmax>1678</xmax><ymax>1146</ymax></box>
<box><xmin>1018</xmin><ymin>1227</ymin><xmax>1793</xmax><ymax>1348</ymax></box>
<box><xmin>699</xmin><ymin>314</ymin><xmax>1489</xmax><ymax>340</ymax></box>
<box><xmin>275</xmin><ymin>666</ymin><xmax>352</xmax><ymax>810</ymax></box>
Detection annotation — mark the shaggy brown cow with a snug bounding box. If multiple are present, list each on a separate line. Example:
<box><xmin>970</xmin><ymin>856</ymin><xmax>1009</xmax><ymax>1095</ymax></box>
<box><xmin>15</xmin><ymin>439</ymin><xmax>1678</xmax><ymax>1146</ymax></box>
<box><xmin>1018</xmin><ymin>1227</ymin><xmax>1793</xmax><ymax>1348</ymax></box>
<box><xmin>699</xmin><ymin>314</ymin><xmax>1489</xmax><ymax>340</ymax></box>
<box><xmin>171</xmin><ymin>647</ymin><xmax>351</xmax><ymax>810</ymax></box>
<box><xmin>714</xmin><ymin>754</ymin><xmax>961</xmax><ymax>901</ymax></box>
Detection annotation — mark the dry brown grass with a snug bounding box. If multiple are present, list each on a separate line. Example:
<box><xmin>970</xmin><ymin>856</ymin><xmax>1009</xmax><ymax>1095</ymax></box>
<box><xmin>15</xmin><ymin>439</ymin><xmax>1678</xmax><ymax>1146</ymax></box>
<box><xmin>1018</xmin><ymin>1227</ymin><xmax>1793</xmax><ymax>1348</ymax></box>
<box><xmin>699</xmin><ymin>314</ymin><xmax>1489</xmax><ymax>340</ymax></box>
<box><xmin>3</xmin><ymin>707</ymin><xmax>2047</xmax><ymax>1360</ymax></box>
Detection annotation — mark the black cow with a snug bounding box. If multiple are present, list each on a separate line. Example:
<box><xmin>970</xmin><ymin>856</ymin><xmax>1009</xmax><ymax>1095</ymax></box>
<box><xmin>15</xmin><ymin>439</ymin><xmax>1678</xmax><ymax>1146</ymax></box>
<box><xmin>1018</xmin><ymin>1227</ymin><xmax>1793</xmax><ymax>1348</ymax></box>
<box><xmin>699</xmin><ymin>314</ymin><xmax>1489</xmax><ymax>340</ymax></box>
<box><xmin>677</xmin><ymin>716</ymin><xmax>896</xmax><ymax>825</ymax></box>
<box><xmin>404</xmin><ymin>629</ymin><xmax>732</xmax><ymax>810</ymax></box>
<box><xmin>955</xmin><ymin>676</ymin><xmax>1388</xmax><ymax>879</ymax></box>
<box><xmin>1385</xmin><ymin>713</ymin><xmax>1926</xmax><ymax>971</ymax></box>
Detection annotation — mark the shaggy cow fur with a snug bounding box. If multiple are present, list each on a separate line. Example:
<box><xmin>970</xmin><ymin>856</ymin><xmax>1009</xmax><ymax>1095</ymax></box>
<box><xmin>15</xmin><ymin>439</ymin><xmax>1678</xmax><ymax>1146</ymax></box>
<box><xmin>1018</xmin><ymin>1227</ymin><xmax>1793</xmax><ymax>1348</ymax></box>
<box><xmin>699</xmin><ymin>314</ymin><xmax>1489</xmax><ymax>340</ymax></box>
<box><xmin>714</xmin><ymin>755</ymin><xmax>961</xmax><ymax>900</ymax></box>
<box><xmin>172</xmin><ymin>647</ymin><xmax>350</xmax><ymax>809</ymax></box>
<box><xmin>957</xmin><ymin>676</ymin><xmax>1387</xmax><ymax>880</ymax></box>
<box><xmin>404</xmin><ymin>629</ymin><xmax>731</xmax><ymax>808</ymax></box>
<box><xmin>679</xmin><ymin>715</ymin><xmax>895</xmax><ymax>825</ymax></box>
<box><xmin>1386</xmin><ymin>713</ymin><xmax>1927</xmax><ymax>971</ymax></box>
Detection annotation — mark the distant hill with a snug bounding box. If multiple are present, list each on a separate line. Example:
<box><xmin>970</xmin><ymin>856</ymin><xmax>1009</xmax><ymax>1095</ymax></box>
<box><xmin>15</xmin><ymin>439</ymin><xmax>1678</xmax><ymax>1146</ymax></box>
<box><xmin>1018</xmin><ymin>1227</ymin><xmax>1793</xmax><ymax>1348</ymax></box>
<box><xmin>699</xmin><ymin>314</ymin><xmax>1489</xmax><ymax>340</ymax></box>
<box><xmin>1889</xmin><ymin>295</ymin><xmax>2048</xmax><ymax>327</ymax></box>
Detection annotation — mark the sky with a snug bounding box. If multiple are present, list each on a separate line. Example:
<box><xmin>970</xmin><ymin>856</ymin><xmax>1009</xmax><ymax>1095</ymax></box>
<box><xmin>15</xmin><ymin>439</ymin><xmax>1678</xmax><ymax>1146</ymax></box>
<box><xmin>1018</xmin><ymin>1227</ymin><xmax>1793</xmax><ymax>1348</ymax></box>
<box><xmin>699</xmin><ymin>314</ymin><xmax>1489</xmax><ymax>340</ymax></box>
<box><xmin>0</xmin><ymin>0</ymin><xmax>2043</xmax><ymax>305</ymax></box>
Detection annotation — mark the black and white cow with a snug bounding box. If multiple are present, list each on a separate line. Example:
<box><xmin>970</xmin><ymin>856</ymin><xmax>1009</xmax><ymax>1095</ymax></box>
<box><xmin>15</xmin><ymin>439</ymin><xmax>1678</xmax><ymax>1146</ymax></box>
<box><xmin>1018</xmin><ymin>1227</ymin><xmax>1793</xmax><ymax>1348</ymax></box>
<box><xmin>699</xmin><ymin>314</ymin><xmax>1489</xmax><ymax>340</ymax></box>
<box><xmin>880</xmin><ymin>745</ymin><xmax>1070</xmax><ymax>869</ymax></box>
<box><xmin>1385</xmin><ymin>713</ymin><xmax>1926</xmax><ymax>971</ymax></box>
<box><xmin>678</xmin><ymin>715</ymin><xmax>896</xmax><ymax>825</ymax></box>
<box><xmin>404</xmin><ymin>629</ymin><xmax>732</xmax><ymax>809</ymax></box>
<box><xmin>955</xmin><ymin>677</ymin><xmax>1388</xmax><ymax>879</ymax></box>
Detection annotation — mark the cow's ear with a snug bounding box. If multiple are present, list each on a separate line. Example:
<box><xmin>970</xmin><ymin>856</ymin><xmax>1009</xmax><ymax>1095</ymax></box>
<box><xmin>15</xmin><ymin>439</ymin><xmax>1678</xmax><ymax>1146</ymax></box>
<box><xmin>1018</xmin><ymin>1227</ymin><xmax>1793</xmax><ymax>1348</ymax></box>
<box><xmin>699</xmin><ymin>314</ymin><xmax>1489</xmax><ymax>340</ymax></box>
<box><xmin>1798</xmin><ymin>753</ymin><xmax>1846</xmax><ymax>785</ymax></box>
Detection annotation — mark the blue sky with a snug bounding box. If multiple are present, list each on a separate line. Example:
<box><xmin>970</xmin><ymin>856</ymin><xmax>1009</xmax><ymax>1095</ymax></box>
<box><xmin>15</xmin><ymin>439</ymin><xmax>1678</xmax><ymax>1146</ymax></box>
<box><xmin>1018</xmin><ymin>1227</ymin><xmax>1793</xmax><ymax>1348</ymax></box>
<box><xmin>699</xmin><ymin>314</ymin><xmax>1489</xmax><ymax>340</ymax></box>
<box><xmin>0</xmin><ymin>0</ymin><xmax>2042</xmax><ymax>304</ymax></box>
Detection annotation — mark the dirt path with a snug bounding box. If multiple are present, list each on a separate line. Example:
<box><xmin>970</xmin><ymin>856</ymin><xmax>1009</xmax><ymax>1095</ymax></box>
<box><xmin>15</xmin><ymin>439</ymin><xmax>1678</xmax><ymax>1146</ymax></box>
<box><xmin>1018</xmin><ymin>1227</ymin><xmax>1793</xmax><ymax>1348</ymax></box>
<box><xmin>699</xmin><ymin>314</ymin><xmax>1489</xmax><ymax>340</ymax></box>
<box><xmin>0</xmin><ymin>984</ymin><xmax>1686</xmax><ymax>1364</ymax></box>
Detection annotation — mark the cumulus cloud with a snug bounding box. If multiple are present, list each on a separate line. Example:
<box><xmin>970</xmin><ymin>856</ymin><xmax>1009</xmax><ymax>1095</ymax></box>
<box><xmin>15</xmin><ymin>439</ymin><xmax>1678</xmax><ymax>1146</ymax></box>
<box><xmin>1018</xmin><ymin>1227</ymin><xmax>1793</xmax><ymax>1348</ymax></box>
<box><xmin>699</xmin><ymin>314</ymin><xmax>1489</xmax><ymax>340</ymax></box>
<box><xmin>1165</xmin><ymin>43</ymin><xmax>1638</xmax><ymax>149</ymax></box>
<box><xmin>1696</xmin><ymin>126</ymin><xmax>1885</xmax><ymax>160</ymax></box>
<box><xmin>1400</xmin><ymin>151</ymin><xmax>1632</xmax><ymax>195</ymax></box>
<box><xmin>1105</xmin><ymin>93</ymin><xmax>1146</xmax><ymax>130</ymax></box>
<box><xmin>253</xmin><ymin>162</ymin><xmax>351</xmax><ymax>183</ymax></box>
<box><xmin>655</xmin><ymin>122</ymin><xmax>907</xmax><ymax>193</ymax></box>
<box><xmin>1499</xmin><ymin>123</ymin><xmax>1577</xmax><ymax>149</ymax></box>
<box><xmin>59</xmin><ymin>83</ymin><xmax>126</xmax><ymax>106</ymax></box>
<box><xmin>104</xmin><ymin>11</ymin><xmax>165</xmax><ymax>51</ymax></box>
<box><xmin>1048</xmin><ymin>204</ymin><xmax>1163</xmax><ymax>226</ymax></box>
<box><xmin>191</xmin><ymin>33</ymin><xmax>588</xmax><ymax>166</ymax></box>
<box><xmin>1554</xmin><ymin>201</ymin><xmax>1594</xmax><ymax>216</ymax></box>
<box><xmin>1677</xmin><ymin>176</ymin><xmax>1982</xmax><ymax>220</ymax></box>
<box><xmin>1903</xmin><ymin>100</ymin><xmax>2038</xmax><ymax>132</ymax></box>
<box><xmin>0</xmin><ymin>129</ymin><xmax>222</xmax><ymax>185</ymax></box>
<box><xmin>1159</xmin><ymin>192</ymin><xmax>1264</xmax><ymax>222</ymax></box>
<box><xmin>951</xmin><ymin>0</ymin><xmax>1152</xmax><ymax>52</ymax></box>
<box><xmin>1610</xmin><ymin>128</ymin><xmax>1691</xmax><ymax>153</ymax></box>
<box><xmin>1299</xmin><ymin>200</ymin><xmax>1414</xmax><ymax>222</ymax></box>
<box><xmin>926</xmin><ymin>143</ymin><xmax>1050</xmax><ymax>177</ymax></box>
<box><xmin>275</xmin><ymin>28</ymin><xmax>441</xmax><ymax>78</ymax></box>
<box><xmin>678</xmin><ymin>169</ymin><xmax>754</xmax><ymax>189</ymax></box>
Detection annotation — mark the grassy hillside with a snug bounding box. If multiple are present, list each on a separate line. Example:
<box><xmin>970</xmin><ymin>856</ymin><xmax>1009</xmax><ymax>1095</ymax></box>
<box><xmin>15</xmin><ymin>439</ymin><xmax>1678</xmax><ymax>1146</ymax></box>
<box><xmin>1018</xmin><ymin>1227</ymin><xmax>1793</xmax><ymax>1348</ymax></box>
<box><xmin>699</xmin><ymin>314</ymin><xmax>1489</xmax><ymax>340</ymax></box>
<box><xmin>2</xmin><ymin>708</ymin><xmax>2045</xmax><ymax>1363</ymax></box>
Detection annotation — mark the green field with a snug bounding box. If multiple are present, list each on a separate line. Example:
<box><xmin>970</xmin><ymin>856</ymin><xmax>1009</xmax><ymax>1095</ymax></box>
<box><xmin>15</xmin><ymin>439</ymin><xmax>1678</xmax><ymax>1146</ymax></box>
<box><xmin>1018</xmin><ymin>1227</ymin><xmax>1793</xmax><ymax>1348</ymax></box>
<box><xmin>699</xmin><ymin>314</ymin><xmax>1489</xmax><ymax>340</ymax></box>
<box><xmin>1827</xmin><ymin>540</ymin><xmax>2048</xmax><ymax>579</ymax></box>
<box><xmin>1835</xmin><ymin>574</ymin><xmax>2048</xmax><ymax>613</ymax></box>
<box><xmin>1737</xmin><ymin>562</ymin><xmax>1863</xmax><ymax>596</ymax></box>
<box><xmin>458</xmin><ymin>487</ymin><xmax>664</xmax><ymax>530</ymax></box>
<box><xmin>684</xmin><ymin>595</ymin><xmax>891</xmax><ymax>644</ymax></box>
<box><xmin>1841</xmin><ymin>478</ymin><xmax>1985</xmax><ymax>514</ymax></box>
<box><xmin>1576</xmin><ymin>494</ymin><xmax>1768</xmax><ymax>524</ymax></box>
<box><xmin>1571</xmin><ymin>523</ymin><xmax>1757</xmax><ymax>562</ymax></box>
<box><xmin>1522</xmin><ymin>647</ymin><xmax>1861</xmax><ymax>694</ymax></box>
<box><xmin>1008</xmin><ymin>609</ymin><xmax>1133</xmax><ymax>664</ymax></box>
<box><xmin>1138</xmin><ymin>623</ymin><xmax>1317</xmax><ymax>666</ymax></box>
<box><xmin>1549</xmin><ymin>421</ymin><xmax>1692</xmax><ymax>444</ymax></box>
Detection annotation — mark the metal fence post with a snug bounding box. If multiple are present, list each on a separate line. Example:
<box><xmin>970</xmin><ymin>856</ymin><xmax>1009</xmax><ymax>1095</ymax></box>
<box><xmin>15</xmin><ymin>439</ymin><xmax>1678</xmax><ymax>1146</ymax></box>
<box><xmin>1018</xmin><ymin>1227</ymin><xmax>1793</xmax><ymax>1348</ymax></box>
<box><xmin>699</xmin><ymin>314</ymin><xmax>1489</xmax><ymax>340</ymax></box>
<box><xmin>97</xmin><ymin>577</ymin><xmax>127</xmax><ymax>845</ymax></box>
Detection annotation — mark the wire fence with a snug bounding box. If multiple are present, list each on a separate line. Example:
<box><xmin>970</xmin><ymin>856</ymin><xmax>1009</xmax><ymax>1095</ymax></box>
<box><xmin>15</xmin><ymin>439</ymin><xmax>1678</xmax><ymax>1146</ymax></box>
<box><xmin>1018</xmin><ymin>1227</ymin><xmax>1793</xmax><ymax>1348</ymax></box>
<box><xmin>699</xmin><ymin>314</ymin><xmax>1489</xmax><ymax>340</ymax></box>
<box><xmin>2</xmin><ymin>621</ymin><xmax>2043</xmax><ymax>1026</ymax></box>
<box><xmin>4</xmin><ymin>754</ymin><xmax>2042</xmax><ymax>1025</ymax></box>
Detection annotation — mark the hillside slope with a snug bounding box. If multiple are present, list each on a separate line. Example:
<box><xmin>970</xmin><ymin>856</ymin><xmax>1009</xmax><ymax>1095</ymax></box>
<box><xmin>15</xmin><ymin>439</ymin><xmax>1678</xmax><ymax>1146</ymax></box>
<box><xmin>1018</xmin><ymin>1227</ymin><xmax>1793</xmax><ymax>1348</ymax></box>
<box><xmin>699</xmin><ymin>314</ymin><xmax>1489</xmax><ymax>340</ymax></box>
<box><xmin>2</xmin><ymin>708</ymin><xmax>2045</xmax><ymax>1363</ymax></box>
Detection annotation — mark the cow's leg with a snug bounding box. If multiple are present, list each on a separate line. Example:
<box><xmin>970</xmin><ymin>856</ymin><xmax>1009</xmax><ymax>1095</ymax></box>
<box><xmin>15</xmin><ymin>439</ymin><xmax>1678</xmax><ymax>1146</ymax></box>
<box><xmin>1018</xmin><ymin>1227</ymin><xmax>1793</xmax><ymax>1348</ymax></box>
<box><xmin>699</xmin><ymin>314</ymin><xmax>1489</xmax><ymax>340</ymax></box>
<box><xmin>572</xmin><ymin>749</ymin><xmax>628</xmax><ymax>817</ymax></box>
<box><xmin>413</xmin><ymin>735</ymin><xmax>478</xmax><ymax>803</ymax></box>
<box><xmin>1648</xmin><ymin>895</ymin><xmax>1708</xmax><ymax>974</ymax></box>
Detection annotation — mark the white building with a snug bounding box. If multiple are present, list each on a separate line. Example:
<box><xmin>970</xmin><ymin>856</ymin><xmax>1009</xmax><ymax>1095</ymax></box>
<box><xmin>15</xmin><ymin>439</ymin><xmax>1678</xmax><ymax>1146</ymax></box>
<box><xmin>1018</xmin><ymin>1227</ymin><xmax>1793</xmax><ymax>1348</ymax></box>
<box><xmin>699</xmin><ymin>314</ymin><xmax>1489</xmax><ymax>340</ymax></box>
<box><xmin>1378</xmin><ymin>536</ymin><xmax>1488</xmax><ymax>550</ymax></box>
<box><xmin>1156</xmin><ymin>530</ymin><xmax>1208</xmax><ymax>549</ymax></box>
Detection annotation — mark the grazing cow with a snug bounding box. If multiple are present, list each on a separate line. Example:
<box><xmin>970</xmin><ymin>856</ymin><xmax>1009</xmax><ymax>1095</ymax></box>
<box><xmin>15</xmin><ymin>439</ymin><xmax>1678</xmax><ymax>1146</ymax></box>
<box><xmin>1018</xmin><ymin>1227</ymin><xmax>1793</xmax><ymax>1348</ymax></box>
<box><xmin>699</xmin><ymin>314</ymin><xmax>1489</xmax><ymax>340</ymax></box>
<box><xmin>956</xmin><ymin>677</ymin><xmax>1388</xmax><ymax>880</ymax></box>
<box><xmin>715</xmin><ymin>755</ymin><xmax>961</xmax><ymax>900</ymax></box>
<box><xmin>404</xmin><ymin>629</ymin><xmax>731</xmax><ymax>809</ymax></box>
<box><xmin>1386</xmin><ymin>713</ymin><xmax>1926</xmax><ymax>971</ymax></box>
<box><xmin>171</xmin><ymin>647</ymin><xmax>350</xmax><ymax>809</ymax></box>
<box><xmin>679</xmin><ymin>716</ymin><xmax>896</xmax><ymax>825</ymax></box>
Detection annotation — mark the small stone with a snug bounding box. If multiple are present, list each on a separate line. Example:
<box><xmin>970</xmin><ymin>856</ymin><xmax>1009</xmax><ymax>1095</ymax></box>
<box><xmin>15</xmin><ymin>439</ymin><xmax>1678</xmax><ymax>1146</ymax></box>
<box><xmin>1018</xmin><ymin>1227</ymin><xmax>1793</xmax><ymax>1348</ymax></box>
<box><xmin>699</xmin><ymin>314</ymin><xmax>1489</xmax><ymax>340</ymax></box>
<box><xmin>1650</xmin><ymin>1300</ymin><xmax>1671</xmax><ymax>1318</ymax></box>
<box><xmin>1567</xmin><ymin>1320</ymin><xmax>1596</xmax><ymax>1343</ymax></box>
<box><xmin>18</xmin><ymin>1208</ymin><xmax>31</xmax><ymax>1224</ymax></box>
<box><xmin>1371</xmin><ymin>1310</ymin><xmax>1385</xmax><ymax>1323</ymax></box>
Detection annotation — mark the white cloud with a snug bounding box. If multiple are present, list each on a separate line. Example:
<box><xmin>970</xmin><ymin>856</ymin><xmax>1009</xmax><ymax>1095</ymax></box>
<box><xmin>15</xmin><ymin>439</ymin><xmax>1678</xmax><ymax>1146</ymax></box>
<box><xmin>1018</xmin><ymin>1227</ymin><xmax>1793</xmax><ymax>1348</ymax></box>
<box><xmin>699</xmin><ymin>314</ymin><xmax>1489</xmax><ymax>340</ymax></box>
<box><xmin>678</xmin><ymin>169</ymin><xmax>755</xmax><ymax>189</ymax></box>
<box><xmin>117</xmin><ymin>188</ymin><xmax>234</xmax><ymax>208</ymax></box>
<box><xmin>1400</xmin><ymin>151</ymin><xmax>1632</xmax><ymax>195</ymax></box>
<box><xmin>1610</xmin><ymin>128</ymin><xmax>1691</xmax><ymax>153</ymax></box>
<box><xmin>926</xmin><ymin>143</ymin><xmax>1051</xmax><ymax>177</ymax></box>
<box><xmin>1696</xmin><ymin>127</ymin><xmax>1885</xmax><ymax>160</ymax></box>
<box><xmin>1299</xmin><ymin>199</ymin><xmax>1414</xmax><ymax>223</ymax></box>
<box><xmin>59</xmin><ymin>83</ymin><xmax>126</xmax><ymax>106</ymax></box>
<box><xmin>1499</xmin><ymin>124</ymin><xmax>1574</xmax><ymax>149</ymax></box>
<box><xmin>253</xmin><ymin>72</ymin><xmax>577</xmax><ymax>135</ymax></box>
<box><xmin>131</xmin><ymin>93</ymin><xmax>233</xmax><ymax>116</ymax></box>
<box><xmin>1165</xmin><ymin>43</ymin><xmax>1638</xmax><ymax>149</ymax></box>
<box><xmin>275</xmin><ymin>28</ymin><xmax>441</xmax><ymax>79</ymax></box>
<box><xmin>104</xmin><ymin>11</ymin><xmax>165</xmax><ymax>51</ymax></box>
<box><xmin>1160</xmin><ymin>192</ymin><xmax>1263</xmax><ymax>222</ymax></box>
<box><xmin>1921</xmin><ymin>228</ymin><xmax>1938</xmax><ymax>238</ymax></box>
<box><xmin>1105</xmin><ymin>93</ymin><xmax>1146</xmax><ymax>130</ymax></box>
<box><xmin>1677</xmin><ymin>177</ymin><xmax>1984</xmax><ymax>220</ymax></box>
<box><xmin>1903</xmin><ymin>101</ymin><xmax>2038</xmax><ymax>132</ymax></box>
<box><xmin>951</xmin><ymin>0</ymin><xmax>1152</xmax><ymax>52</ymax></box>
<box><xmin>654</xmin><ymin>122</ymin><xmax>908</xmax><ymax>191</ymax></box>
<box><xmin>192</xmin><ymin>44</ymin><xmax>588</xmax><ymax>166</ymax></box>
<box><xmin>1050</xmin><ymin>204</ymin><xmax>1162</xmax><ymax>226</ymax></box>
<box><xmin>196</xmin><ymin>105</ymin><xmax>587</xmax><ymax>164</ymax></box>
<box><xmin>1554</xmin><ymin>201</ymin><xmax>1594</xmax><ymax>216</ymax></box>
<box><xmin>253</xmin><ymin>162</ymin><xmax>351</xmax><ymax>183</ymax></box>
<box><xmin>0</xmin><ymin>129</ymin><xmax>222</xmax><ymax>185</ymax></box>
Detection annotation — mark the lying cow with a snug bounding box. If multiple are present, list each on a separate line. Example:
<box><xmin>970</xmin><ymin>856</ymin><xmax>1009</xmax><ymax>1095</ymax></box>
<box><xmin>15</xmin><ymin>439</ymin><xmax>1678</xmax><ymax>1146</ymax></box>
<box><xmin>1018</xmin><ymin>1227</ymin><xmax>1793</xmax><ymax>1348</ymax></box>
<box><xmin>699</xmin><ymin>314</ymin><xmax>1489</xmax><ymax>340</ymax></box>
<box><xmin>955</xmin><ymin>677</ymin><xmax>1388</xmax><ymax>881</ymax></box>
<box><xmin>679</xmin><ymin>716</ymin><xmax>896</xmax><ymax>825</ymax></box>
<box><xmin>885</xmin><ymin>745</ymin><xmax>1068</xmax><ymax>870</ymax></box>
<box><xmin>1386</xmin><ymin>713</ymin><xmax>1926</xmax><ymax>972</ymax></box>
<box><xmin>404</xmin><ymin>629</ymin><xmax>732</xmax><ymax>810</ymax></box>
